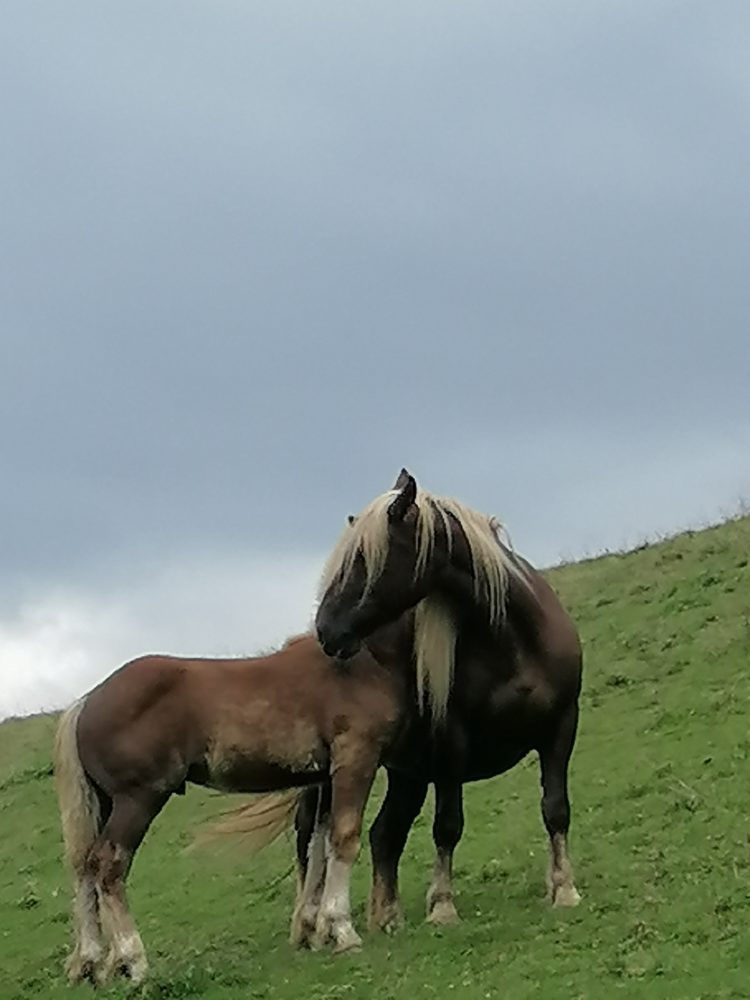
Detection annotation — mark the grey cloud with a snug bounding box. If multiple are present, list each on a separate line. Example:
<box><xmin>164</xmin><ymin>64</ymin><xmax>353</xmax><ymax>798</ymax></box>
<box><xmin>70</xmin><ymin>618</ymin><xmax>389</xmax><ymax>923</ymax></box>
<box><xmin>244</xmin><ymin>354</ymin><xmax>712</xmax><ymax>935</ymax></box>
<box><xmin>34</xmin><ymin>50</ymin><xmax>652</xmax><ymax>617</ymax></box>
<box><xmin>1</xmin><ymin>0</ymin><xmax>749</xmax><ymax>597</ymax></box>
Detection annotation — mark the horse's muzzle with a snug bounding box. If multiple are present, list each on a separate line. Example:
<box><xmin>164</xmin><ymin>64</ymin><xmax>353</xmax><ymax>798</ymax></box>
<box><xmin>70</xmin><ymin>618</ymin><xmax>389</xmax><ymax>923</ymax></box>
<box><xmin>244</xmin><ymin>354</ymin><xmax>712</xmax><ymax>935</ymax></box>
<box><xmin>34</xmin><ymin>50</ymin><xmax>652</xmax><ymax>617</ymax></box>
<box><xmin>317</xmin><ymin>626</ymin><xmax>361</xmax><ymax>661</ymax></box>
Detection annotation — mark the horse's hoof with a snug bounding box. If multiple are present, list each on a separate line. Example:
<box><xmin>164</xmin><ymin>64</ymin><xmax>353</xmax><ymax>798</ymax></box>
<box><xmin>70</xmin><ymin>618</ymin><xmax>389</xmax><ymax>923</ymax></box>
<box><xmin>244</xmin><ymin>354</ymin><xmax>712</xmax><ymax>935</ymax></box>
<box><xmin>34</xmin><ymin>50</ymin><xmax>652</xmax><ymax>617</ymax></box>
<box><xmin>427</xmin><ymin>900</ymin><xmax>460</xmax><ymax>926</ymax></box>
<box><xmin>96</xmin><ymin>948</ymin><xmax>148</xmax><ymax>986</ymax></box>
<box><xmin>309</xmin><ymin>922</ymin><xmax>331</xmax><ymax>952</ymax></box>
<box><xmin>120</xmin><ymin>958</ymin><xmax>148</xmax><ymax>985</ymax></box>
<box><xmin>65</xmin><ymin>954</ymin><xmax>100</xmax><ymax>985</ymax></box>
<box><xmin>380</xmin><ymin>914</ymin><xmax>404</xmax><ymax>935</ymax></box>
<box><xmin>95</xmin><ymin>952</ymin><xmax>116</xmax><ymax>987</ymax></box>
<box><xmin>368</xmin><ymin>901</ymin><xmax>404</xmax><ymax>934</ymax></box>
<box><xmin>290</xmin><ymin>906</ymin><xmax>318</xmax><ymax>949</ymax></box>
<box><xmin>552</xmin><ymin>884</ymin><xmax>582</xmax><ymax>908</ymax></box>
<box><xmin>290</xmin><ymin>921</ymin><xmax>316</xmax><ymax>949</ymax></box>
<box><xmin>333</xmin><ymin>927</ymin><xmax>362</xmax><ymax>955</ymax></box>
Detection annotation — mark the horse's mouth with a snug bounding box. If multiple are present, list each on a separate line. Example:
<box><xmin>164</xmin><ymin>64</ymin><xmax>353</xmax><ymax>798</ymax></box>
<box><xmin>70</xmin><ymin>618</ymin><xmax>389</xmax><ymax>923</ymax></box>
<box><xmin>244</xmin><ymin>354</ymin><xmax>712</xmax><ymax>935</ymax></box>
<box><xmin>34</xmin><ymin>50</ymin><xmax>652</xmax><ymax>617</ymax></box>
<box><xmin>318</xmin><ymin>632</ymin><xmax>361</xmax><ymax>661</ymax></box>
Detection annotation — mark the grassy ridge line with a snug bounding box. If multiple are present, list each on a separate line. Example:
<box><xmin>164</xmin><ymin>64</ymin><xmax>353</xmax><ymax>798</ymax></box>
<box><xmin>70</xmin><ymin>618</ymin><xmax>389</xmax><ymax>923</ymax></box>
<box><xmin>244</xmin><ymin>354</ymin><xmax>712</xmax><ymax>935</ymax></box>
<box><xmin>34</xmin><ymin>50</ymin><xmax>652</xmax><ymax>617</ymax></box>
<box><xmin>0</xmin><ymin>516</ymin><xmax>748</xmax><ymax>999</ymax></box>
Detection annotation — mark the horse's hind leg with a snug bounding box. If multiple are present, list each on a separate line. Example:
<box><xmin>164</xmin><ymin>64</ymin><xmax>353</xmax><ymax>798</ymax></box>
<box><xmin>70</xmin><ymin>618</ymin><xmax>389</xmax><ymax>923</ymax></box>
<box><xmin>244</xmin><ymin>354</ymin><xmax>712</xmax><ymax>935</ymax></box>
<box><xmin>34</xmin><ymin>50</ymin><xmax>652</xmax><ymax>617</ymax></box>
<box><xmin>65</xmin><ymin>782</ymin><xmax>112</xmax><ymax>982</ymax></box>
<box><xmin>88</xmin><ymin>791</ymin><xmax>169</xmax><ymax>984</ymax></box>
<box><xmin>426</xmin><ymin>780</ymin><xmax>463</xmax><ymax>926</ymax></box>
<box><xmin>67</xmin><ymin>866</ymin><xmax>105</xmax><ymax>983</ymax></box>
<box><xmin>290</xmin><ymin>782</ymin><xmax>331</xmax><ymax>948</ymax></box>
<box><xmin>55</xmin><ymin>706</ymin><xmax>110</xmax><ymax>983</ymax></box>
<box><xmin>368</xmin><ymin>769</ymin><xmax>427</xmax><ymax>933</ymax></box>
<box><xmin>313</xmin><ymin>747</ymin><xmax>379</xmax><ymax>954</ymax></box>
<box><xmin>538</xmin><ymin>701</ymin><xmax>581</xmax><ymax>907</ymax></box>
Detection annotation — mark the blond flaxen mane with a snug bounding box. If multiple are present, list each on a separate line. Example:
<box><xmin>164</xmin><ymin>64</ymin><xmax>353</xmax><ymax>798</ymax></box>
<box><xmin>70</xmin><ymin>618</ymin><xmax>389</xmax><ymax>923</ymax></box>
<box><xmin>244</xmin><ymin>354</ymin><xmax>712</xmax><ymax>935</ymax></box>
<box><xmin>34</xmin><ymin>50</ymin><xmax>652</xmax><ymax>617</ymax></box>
<box><xmin>319</xmin><ymin>489</ymin><xmax>525</xmax><ymax>723</ymax></box>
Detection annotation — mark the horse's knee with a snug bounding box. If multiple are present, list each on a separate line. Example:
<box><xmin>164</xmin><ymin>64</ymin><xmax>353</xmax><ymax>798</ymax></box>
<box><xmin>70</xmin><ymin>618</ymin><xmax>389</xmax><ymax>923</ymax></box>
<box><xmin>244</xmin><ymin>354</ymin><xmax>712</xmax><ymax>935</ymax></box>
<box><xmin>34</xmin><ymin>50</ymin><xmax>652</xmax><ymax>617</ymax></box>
<box><xmin>331</xmin><ymin>811</ymin><xmax>361</xmax><ymax>864</ymax></box>
<box><xmin>433</xmin><ymin>812</ymin><xmax>463</xmax><ymax>851</ymax></box>
<box><xmin>541</xmin><ymin>790</ymin><xmax>570</xmax><ymax>836</ymax></box>
<box><xmin>433</xmin><ymin>787</ymin><xmax>464</xmax><ymax>852</ymax></box>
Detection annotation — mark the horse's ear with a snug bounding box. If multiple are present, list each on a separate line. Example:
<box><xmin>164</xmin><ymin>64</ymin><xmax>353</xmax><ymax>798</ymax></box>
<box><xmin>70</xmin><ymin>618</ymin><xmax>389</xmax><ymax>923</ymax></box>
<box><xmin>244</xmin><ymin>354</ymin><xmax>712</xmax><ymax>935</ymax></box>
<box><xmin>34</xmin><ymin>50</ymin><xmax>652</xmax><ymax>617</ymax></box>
<box><xmin>347</xmin><ymin>514</ymin><xmax>356</xmax><ymax>526</ymax></box>
<box><xmin>393</xmin><ymin>467</ymin><xmax>412</xmax><ymax>490</ymax></box>
<box><xmin>388</xmin><ymin>473</ymin><xmax>417</xmax><ymax>522</ymax></box>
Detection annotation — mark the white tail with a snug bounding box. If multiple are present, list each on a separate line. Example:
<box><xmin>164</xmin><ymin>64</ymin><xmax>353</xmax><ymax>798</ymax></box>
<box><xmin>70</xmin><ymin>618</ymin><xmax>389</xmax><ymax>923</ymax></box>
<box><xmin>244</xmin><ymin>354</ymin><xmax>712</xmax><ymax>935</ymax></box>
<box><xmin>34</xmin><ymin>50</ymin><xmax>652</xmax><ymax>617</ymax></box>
<box><xmin>54</xmin><ymin>698</ymin><xmax>101</xmax><ymax>872</ymax></box>
<box><xmin>189</xmin><ymin>789</ymin><xmax>302</xmax><ymax>854</ymax></box>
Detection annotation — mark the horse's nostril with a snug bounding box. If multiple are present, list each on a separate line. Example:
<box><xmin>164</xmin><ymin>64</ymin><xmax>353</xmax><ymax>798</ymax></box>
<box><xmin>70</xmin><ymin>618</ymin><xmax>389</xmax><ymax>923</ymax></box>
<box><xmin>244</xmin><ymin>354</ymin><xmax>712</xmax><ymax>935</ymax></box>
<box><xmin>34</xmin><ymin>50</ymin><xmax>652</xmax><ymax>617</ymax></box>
<box><xmin>316</xmin><ymin>628</ymin><xmax>335</xmax><ymax>657</ymax></box>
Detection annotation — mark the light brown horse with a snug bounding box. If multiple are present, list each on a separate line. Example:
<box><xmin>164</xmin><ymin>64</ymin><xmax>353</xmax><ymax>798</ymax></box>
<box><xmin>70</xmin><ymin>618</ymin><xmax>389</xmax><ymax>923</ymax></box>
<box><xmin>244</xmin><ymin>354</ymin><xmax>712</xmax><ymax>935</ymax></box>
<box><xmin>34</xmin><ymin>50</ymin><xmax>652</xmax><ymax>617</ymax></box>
<box><xmin>54</xmin><ymin>634</ymin><xmax>408</xmax><ymax>985</ymax></box>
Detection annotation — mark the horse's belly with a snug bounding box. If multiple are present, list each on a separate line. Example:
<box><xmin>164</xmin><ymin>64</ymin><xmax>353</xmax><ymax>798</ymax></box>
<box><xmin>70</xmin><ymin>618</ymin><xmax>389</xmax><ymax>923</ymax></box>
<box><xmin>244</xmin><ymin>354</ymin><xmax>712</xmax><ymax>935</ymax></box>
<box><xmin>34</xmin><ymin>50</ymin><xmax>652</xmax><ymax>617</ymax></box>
<box><xmin>385</xmin><ymin>693</ymin><xmax>545</xmax><ymax>781</ymax></box>
<box><xmin>462</xmin><ymin>742</ymin><xmax>533</xmax><ymax>782</ymax></box>
<box><xmin>455</xmin><ymin>700</ymin><xmax>542</xmax><ymax>779</ymax></box>
<box><xmin>203</xmin><ymin>763</ymin><xmax>325</xmax><ymax>794</ymax></box>
<box><xmin>195</xmin><ymin>720</ymin><xmax>330</xmax><ymax>794</ymax></box>
<box><xmin>385</xmin><ymin>720</ymin><xmax>535</xmax><ymax>783</ymax></box>
<box><xmin>191</xmin><ymin>752</ymin><xmax>328</xmax><ymax>794</ymax></box>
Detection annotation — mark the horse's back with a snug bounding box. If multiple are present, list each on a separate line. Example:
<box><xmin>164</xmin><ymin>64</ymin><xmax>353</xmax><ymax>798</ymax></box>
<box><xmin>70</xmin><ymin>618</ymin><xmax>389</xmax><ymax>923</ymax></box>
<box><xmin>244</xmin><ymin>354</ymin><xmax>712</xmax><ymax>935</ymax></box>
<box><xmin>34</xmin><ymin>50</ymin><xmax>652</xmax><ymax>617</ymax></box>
<box><xmin>75</xmin><ymin>640</ymin><xmax>403</xmax><ymax>798</ymax></box>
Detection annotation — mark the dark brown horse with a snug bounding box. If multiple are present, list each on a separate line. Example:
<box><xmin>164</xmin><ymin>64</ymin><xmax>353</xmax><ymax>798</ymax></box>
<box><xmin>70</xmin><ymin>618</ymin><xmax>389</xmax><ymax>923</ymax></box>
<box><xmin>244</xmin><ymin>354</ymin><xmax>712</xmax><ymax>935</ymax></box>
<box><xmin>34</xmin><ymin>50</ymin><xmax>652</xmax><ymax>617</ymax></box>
<box><xmin>311</xmin><ymin>469</ymin><xmax>583</xmax><ymax>931</ymax></box>
<box><xmin>54</xmin><ymin>634</ymin><xmax>412</xmax><ymax>985</ymax></box>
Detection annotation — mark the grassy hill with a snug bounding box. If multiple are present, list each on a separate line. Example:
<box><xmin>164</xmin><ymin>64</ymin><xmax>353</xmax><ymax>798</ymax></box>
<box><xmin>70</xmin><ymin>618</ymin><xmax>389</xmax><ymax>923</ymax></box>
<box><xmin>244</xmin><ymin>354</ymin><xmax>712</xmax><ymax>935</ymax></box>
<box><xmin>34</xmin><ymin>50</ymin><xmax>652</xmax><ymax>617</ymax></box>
<box><xmin>1</xmin><ymin>517</ymin><xmax>748</xmax><ymax>1000</ymax></box>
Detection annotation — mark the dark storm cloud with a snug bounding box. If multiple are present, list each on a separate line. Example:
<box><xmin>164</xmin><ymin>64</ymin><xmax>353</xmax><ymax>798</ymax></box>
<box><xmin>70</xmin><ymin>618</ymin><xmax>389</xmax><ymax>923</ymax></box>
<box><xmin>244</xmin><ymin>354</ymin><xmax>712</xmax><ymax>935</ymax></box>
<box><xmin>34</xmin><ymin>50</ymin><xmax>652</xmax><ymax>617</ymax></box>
<box><xmin>1</xmin><ymin>0</ymin><xmax>749</xmax><ymax>593</ymax></box>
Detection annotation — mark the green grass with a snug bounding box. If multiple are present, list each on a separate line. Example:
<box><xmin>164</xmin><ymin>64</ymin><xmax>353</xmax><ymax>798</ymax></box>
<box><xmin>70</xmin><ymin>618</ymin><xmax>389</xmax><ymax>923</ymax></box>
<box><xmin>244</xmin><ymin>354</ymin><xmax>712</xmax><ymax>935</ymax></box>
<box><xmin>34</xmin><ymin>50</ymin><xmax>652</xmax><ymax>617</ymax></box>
<box><xmin>2</xmin><ymin>517</ymin><xmax>749</xmax><ymax>999</ymax></box>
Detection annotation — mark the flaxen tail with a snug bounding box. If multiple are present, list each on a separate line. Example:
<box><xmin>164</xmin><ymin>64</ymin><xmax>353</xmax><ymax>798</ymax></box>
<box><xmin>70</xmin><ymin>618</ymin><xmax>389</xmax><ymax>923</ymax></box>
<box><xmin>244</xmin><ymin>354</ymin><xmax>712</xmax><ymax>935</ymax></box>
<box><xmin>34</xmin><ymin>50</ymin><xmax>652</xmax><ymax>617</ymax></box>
<box><xmin>189</xmin><ymin>789</ymin><xmax>302</xmax><ymax>854</ymax></box>
<box><xmin>54</xmin><ymin>698</ymin><xmax>102</xmax><ymax>873</ymax></box>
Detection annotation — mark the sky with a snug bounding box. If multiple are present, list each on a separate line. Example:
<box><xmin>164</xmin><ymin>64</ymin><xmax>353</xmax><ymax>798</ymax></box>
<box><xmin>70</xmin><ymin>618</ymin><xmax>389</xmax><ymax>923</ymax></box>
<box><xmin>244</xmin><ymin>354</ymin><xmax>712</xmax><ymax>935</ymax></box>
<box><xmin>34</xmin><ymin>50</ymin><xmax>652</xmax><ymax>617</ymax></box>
<box><xmin>2</xmin><ymin>2</ymin><xmax>749</xmax><ymax>718</ymax></box>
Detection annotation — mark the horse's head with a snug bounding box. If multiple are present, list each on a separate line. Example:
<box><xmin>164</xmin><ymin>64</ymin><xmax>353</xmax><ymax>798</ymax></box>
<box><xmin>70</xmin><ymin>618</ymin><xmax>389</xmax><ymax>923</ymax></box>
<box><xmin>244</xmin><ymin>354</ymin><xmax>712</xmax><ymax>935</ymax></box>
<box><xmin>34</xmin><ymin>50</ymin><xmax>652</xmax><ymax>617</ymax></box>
<box><xmin>316</xmin><ymin>469</ymin><xmax>451</xmax><ymax>659</ymax></box>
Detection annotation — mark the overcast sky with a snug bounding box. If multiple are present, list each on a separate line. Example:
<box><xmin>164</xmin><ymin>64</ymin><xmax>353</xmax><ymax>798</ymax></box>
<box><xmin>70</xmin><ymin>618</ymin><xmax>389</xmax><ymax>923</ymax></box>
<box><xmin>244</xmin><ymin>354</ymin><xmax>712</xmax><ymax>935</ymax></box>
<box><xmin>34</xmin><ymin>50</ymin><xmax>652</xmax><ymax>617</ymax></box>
<box><xmin>2</xmin><ymin>2</ymin><xmax>749</xmax><ymax>718</ymax></box>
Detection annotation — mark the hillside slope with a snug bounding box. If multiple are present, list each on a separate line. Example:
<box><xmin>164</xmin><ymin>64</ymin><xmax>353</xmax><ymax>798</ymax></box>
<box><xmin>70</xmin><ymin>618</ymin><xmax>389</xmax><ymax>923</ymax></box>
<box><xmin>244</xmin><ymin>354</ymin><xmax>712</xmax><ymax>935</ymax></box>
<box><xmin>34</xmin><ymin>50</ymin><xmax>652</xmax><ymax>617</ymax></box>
<box><xmin>1</xmin><ymin>517</ymin><xmax>748</xmax><ymax>999</ymax></box>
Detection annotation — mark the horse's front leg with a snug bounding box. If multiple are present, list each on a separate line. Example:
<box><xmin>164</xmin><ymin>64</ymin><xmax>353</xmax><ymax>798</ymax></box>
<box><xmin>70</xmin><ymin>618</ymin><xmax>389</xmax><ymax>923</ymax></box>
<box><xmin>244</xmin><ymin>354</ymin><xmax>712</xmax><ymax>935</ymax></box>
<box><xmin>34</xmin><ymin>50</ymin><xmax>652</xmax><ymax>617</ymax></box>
<box><xmin>368</xmin><ymin>768</ymin><xmax>428</xmax><ymax>933</ymax></box>
<box><xmin>312</xmin><ymin>742</ymin><xmax>379</xmax><ymax>954</ymax></box>
<box><xmin>426</xmin><ymin>779</ymin><xmax>464</xmax><ymax>925</ymax></box>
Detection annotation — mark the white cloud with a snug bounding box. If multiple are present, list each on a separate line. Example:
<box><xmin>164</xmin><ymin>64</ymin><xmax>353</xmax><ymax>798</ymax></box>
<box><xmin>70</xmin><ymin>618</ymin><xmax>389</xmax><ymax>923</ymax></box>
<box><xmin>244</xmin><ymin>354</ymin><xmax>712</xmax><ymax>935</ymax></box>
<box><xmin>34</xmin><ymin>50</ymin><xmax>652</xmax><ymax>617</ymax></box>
<box><xmin>0</xmin><ymin>549</ymin><xmax>324</xmax><ymax>720</ymax></box>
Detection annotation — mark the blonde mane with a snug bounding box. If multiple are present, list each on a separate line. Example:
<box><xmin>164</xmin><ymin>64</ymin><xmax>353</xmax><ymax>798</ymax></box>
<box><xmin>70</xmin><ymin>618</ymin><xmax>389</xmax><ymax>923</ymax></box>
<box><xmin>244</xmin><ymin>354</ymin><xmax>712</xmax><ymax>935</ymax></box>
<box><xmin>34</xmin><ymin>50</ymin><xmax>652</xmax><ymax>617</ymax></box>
<box><xmin>319</xmin><ymin>488</ymin><xmax>525</xmax><ymax>724</ymax></box>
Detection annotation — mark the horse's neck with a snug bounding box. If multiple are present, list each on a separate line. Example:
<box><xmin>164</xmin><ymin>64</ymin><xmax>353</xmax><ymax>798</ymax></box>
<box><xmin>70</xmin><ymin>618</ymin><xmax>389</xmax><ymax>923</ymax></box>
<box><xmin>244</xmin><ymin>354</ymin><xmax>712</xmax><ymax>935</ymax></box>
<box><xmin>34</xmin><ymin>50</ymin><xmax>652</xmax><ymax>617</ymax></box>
<box><xmin>440</xmin><ymin>548</ymin><xmax>532</xmax><ymax>640</ymax></box>
<box><xmin>438</xmin><ymin>562</ymin><xmax>494</xmax><ymax>634</ymax></box>
<box><xmin>364</xmin><ymin>615</ymin><xmax>416</xmax><ymax>668</ymax></box>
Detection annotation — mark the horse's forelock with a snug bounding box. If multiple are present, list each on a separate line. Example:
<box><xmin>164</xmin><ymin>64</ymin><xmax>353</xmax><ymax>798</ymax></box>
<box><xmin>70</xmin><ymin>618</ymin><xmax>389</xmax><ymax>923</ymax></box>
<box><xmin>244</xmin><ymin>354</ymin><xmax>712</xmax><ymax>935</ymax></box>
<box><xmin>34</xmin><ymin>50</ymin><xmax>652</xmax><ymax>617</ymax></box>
<box><xmin>318</xmin><ymin>490</ymin><xmax>399</xmax><ymax>600</ymax></box>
